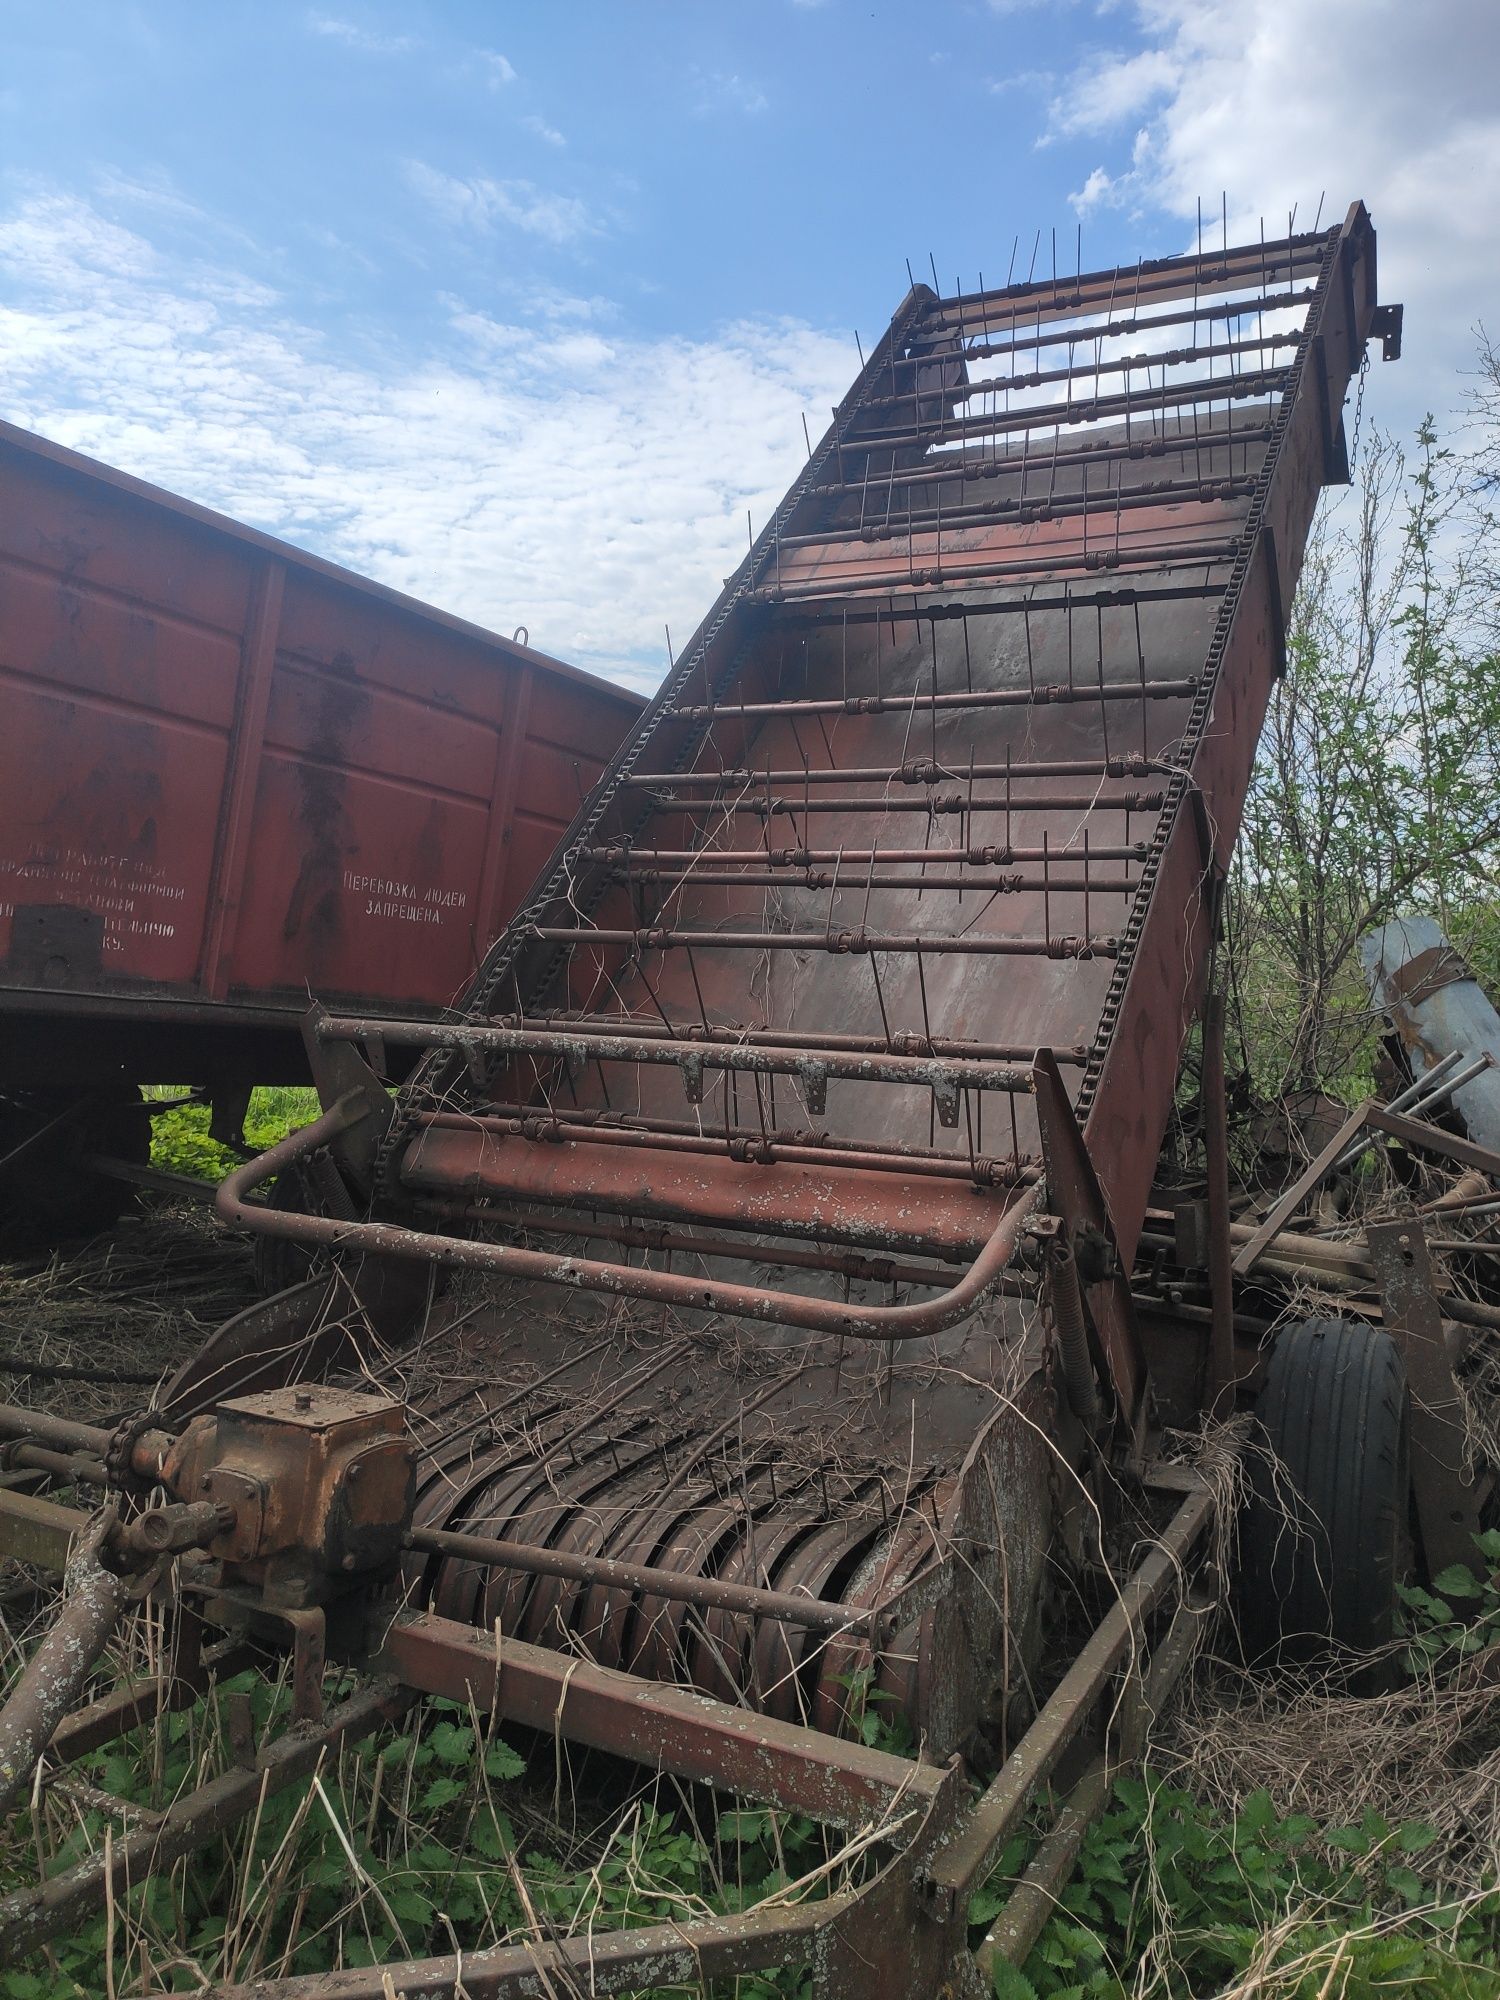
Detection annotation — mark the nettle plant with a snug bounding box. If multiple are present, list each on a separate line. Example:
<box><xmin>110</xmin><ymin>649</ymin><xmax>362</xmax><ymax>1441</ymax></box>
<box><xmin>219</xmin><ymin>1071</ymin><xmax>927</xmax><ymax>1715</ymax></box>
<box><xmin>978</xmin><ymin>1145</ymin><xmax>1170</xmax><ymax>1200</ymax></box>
<box><xmin>1400</xmin><ymin>1530</ymin><xmax>1500</xmax><ymax>1673</ymax></box>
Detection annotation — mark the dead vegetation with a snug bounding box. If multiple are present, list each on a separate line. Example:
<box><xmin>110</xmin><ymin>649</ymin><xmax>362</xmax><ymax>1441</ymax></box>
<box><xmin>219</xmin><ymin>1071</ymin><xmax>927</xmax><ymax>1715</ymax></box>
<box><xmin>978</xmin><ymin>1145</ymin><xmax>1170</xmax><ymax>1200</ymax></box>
<box><xmin>0</xmin><ymin>1201</ymin><xmax>256</xmax><ymax>1423</ymax></box>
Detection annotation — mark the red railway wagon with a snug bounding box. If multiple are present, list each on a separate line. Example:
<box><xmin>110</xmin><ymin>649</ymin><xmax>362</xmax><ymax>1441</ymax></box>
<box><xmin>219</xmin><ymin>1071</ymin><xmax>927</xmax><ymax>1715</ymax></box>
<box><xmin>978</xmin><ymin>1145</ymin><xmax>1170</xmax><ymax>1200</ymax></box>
<box><xmin>0</xmin><ymin>418</ymin><xmax>642</xmax><ymax>1233</ymax></box>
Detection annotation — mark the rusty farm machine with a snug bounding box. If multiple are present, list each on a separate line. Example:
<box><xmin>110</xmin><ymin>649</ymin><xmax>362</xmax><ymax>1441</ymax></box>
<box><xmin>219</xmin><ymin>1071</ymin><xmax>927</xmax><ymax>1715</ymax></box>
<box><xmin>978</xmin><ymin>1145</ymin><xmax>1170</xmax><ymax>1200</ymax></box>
<box><xmin>7</xmin><ymin>200</ymin><xmax>1484</xmax><ymax>2000</ymax></box>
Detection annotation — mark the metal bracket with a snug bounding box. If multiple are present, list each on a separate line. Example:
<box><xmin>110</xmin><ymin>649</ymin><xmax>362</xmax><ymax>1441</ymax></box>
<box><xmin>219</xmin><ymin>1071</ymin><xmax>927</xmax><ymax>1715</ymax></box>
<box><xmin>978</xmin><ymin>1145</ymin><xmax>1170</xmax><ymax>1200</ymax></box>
<box><xmin>1370</xmin><ymin>302</ymin><xmax>1403</xmax><ymax>362</ymax></box>
<box><xmin>299</xmin><ymin>1003</ymin><xmax>394</xmax><ymax>1197</ymax></box>
<box><xmin>1366</xmin><ymin>1219</ymin><xmax>1488</xmax><ymax>1576</ymax></box>
<box><xmin>1033</xmin><ymin>1049</ymin><xmax>1148</xmax><ymax>1447</ymax></box>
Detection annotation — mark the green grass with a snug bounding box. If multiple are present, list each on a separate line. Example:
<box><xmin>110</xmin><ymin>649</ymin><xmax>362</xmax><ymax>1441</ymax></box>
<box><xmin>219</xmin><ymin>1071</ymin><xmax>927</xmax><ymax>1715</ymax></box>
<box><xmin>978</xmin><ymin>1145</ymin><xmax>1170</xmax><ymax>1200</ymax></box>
<box><xmin>145</xmin><ymin>1086</ymin><xmax>318</xmax><ymax>1182</ymax></box>
<box><xmin>3</xmin><ymin>1566</ymin><xmax>1498</xmax><ymax>1996</ymax></box>
<box><xmin>0</xmin><ymin>1668</ymin><xmax>847</xmax><ymax>1996</ymax></box>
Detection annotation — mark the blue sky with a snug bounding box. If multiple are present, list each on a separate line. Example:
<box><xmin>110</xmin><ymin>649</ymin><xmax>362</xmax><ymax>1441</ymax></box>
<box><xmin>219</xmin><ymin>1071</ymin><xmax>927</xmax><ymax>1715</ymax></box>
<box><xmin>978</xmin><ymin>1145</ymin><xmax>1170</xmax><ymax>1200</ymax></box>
<box><xmin>2</xmin><ymin>1</ymin><xmax>1495</xmax><ymax>686</ymax></box>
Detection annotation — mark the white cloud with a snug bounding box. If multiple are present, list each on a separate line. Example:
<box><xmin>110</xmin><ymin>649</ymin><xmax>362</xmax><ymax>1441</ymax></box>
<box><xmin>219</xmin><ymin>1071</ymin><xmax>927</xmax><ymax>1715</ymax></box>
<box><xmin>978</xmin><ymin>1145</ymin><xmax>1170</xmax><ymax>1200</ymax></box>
<box><xmin>404</xmin><ymin>162</ymin><xmax>595</xmax><ymax>246</ymax></box>
<box><xmin>0</xmin><ymin>189</ymin><xmax>853</xmax><ymax>690</ymax></box>
<box><xmin>523</xmin><ymin>114</ymin><xmax>566</xmax><ymax>148</ymax></box>
<box><xmin>1069</xmin><ymin>165</ymin><xmax>1120</xmax><ymax>216</ymax></box>
<box><xmin>477</xmin><ymin>49</ymin><xmax>516</xmax><ymax>88</ymax></box>
<box><xmin>1051</xmin><ymin>0</ymin><xmax>1500</xmax><ymax>425</ymax></box>
<box><xmin>305</xmin><ymin>12</ymin><xmax>414</xmax><ymax>55</ymax></box>
<box><xmin>692</xmin><ymin>71</ymin><xmax>769</xmax><ymax>117</ymax></box>
<box><xmin>1045</xmin><ymin>46</ymin><xmax>1177</xmax><ymax>138</ymax></box>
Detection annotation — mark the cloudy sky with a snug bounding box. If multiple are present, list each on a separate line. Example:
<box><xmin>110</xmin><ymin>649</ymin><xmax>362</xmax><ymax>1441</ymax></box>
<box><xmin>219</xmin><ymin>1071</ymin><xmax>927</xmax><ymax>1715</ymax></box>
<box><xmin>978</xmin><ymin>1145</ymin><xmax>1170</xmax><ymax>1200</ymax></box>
<box><xmin>2</xmin><ymin>0</ymin><xmax>1495</xmax><ymax>690</ymax></box>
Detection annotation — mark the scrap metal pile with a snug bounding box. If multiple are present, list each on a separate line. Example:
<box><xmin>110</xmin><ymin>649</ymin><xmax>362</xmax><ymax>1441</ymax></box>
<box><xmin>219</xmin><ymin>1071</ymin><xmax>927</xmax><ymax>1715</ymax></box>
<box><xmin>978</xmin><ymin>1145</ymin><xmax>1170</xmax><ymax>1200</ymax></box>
<box><xmin>0</xmin><ymin>204</ymin><xmax>1429</xmax><ymax>1998</ymax></box>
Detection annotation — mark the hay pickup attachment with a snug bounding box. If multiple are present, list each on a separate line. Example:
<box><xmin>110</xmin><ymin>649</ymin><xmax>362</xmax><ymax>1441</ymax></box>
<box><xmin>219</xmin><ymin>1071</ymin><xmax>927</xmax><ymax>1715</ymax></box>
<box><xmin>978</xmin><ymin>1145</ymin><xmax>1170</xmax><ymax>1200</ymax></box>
<box><xmin>0</xmin><ymin>204</ymin><xmax>1416</xmax><ymax>1997</ymax></box>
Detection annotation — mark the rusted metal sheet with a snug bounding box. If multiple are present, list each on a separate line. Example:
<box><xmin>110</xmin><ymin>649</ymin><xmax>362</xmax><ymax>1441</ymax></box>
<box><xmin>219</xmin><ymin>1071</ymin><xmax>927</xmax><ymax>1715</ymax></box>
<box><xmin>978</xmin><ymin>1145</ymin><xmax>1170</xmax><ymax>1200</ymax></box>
<box><xmin>0</xmin><ymin>419</ymin><xmax>642</xmax><ymax>1086</ymax></box>
<box><xmin>1363</xmin><ymin>915</ymin><xmax>1500</xmax><ymax>1153</ymax></box>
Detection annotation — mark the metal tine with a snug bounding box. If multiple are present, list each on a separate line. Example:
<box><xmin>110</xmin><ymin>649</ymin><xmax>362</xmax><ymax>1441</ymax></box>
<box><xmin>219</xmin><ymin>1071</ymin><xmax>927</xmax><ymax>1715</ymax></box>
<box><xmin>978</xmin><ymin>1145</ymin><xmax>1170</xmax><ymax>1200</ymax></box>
<box><xmin>1135</xmin><ymin>600</ymin><xmax>1150</xmax><ymax>761</ymax></box>
<box><xmin>860</xmin><ymin>841</ymin><xmax>879</xmax><ymax>933</ymax></box>
<box><xmin>684</xmin><ymin>943</ymin><xmax>710</xmax><ymax>1031</ymax></box>
<box><xmin>824</xmin><ymin>846</ymin><xmax>845</xmax><ymax>950</ymax></box>
<box><xmin>1096</xmin><ymin>600</ymin><xmax>1111</xmax><ymax>768</ymax></box>
<box><xmin>869</xmin><ymin>946</ymin><xmax>894</xmax><ymax>1050</ymax></box>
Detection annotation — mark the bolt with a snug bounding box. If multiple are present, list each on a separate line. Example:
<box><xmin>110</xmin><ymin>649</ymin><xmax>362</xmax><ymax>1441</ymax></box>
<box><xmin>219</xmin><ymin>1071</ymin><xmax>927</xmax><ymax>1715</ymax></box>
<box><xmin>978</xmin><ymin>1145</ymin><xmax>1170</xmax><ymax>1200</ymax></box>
<box><xmin>294</xmin><ymin>1391</ymin><xmax>313</xmax><ymax>1413</ymax></box>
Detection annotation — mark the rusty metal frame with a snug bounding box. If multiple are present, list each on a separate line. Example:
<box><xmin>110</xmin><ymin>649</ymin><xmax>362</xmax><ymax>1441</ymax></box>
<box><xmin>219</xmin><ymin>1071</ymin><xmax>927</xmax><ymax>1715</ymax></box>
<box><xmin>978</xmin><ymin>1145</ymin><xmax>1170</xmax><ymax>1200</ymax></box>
<box><xmin>1365</xmin><ymin>1220</ymin><xmax>1491</xmax><ymax>1573</ymax></box>
<box><xmin>0</xmin><ymin>1455</ymin><xmax>1216</xmax><ymax>1996</ymax></box>
<box><xmin>214</xmin><ymin>1094</ymin><xmax>1046</xmax><ymax>1342</ymax></box>
<box><xmin>203</xmin><ymin>204</ymin><xmax>1387</xmax><ymax>1401</ymax></box>
<box><xmin>1234</xmin><ymin>1098</ymin><xmax>1500</xmax><ymax>1276</ymax></box>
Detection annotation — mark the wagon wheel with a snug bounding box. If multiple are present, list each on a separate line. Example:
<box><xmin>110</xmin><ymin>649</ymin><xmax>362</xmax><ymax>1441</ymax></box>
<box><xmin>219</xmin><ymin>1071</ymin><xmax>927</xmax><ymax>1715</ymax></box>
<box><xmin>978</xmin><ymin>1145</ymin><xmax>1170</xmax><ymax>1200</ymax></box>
<box><xmin>0</xmin><ymin>1084</ymin><xmax>149</xmax><ymax>1248</ymax></box>
<box><xmin>1238</xmin><ymin>1316</ymin><xmax>1412</xmax><ymax>1665</ymax></box>
<box><xmin>249</xmin><ymin>1163</ymin><xmax>322</xmax><ymax>1296</ymax></box>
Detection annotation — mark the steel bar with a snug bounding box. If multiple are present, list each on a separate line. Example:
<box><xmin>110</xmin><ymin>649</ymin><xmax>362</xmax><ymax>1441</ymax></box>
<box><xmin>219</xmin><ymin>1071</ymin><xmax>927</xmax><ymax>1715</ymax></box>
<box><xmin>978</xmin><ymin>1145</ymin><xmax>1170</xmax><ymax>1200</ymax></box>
<box><xmin>878</xmin><ymin>292</ymin><xmax>1316</xmax><ymax>374</ymax></box>
<box><xmin>809</xmin><ymin>431</ymin><xmax>1275</xmax><ymax>501</ymax></box>
<box><xmin>921</xmin><ymin>236</ymin><xmax>1329</xmax><ymax>334</ymax></box>
<box><xmin>772</xmin><ymin>485</ymin><xmax>1251</xmax><ymax>549</ymax></box>
<box><xmin>751</xmin><ymin>539</ymin><xmax>1239</xmax><ymax>605</ymax></box>
<box><xmin>770</xmin><ymin>581</ymin><xmax>1228</xmax><ymax>623</ymax></box>
<box><xmin>465</xmin><ymin>1205</ymin><xmax>990</xmax><ymax>1285</ymax></box>
<box><xmin>929</xmin><ymin>1479</ymin><xmax>1215</xmax><ymax>1901</ymax></box>
<box><xmin>2</xmin><ymin>1445</ymin><xmax>110</xmax><ymax>1485</ymax></box>
<box><xmin>217</xmin><ymin>1100</ymin><xmax>1043</xmax><ymax>1340</ymax></box>
<box><xmin>0</xmin><ymin>1487</ymin><xmax>88</xmax><ymax>1573</ymax></box>
<box><xmin>976</xmin><ymin>1753</ymin><xmax>1112</xmax><ymax>1973</ymax></box>
<box><xmin>405</xmin><ymin>1522</ymin><xmax>938</xmax><ymax>1642</ymax></box>
<box><xmin>318</xmin><ymin>1014</ymin><xmax>1033</xmax><ymax>1095</ymax></box>
<box><xmin>0</xmin><ymin>1351</ymin><xmax>161</xmax><ymax>1386</ymax></box>
<box><xmin>433</xmin><ymin>1098</ymin><xmax>1039</xmax><ymax>1177</ymax></box>
<box><xmin>0</xmin><ymin>1680</ymin><xmax>412</xmax><ymax>1964</ymax></box>
<box><xmin>0</xmin><ymin>1405</ymin><xmax>115</xmax><ymax>1459</ymax></box>
<box><xmin>1331</xmin><ymin>1051</ymin><xmax>1488</xmax><ymax>1167</ymax></box>
<box><xmin>580</xmin><ymin>845</ymin><xmax>1147</xmax><ymax>871</ymax></box>
<box><xmin>673</xmin><ymin>677</ymin><xmax>1197</xmax><ymax>721</ymax></box>
<box><xmin>869</xmin><ymin>332</ymin><xmax>1302</xmax><ymax>409</ymax></box>
<box><xmin>627</xmin><ymin>753</ymin><xmax>1166</xmax><ymax>791</ymax></box>
<box><xmin>1235</xmin><ymin>1091</ymin><xmax>1500</xmax><ymax>1277</ymax></box>
<box><xmin>1232</xmin><ymin>1104</ymin><xmax>1380</xmax><ymax>1277</ymax></box>
<box><xmin>50</xmin><ymin>1628</ymin><xmax>256</xmax><ymax>1766</ymax></box>
<box><xmin>375</xmin><ymin>1610</ymin><xmax>947</xmax><ymax>1828</ymax></box>
<box><xmin>523</xmin><ymin>1008</ymin><xmax>1091</xmax><ymax>1062</ymax></box>
<box><xmin>847</xmin><ymin>370</ymin><xmax>1288</xmax><ymax>454</ymax></box>
<box><xmin>83</xmin><ymin>1152</ymin><xmax>221</xmax><ymax>1202</ymax></box>
<box><xmin>208</xmin><ymin>1892</ymin><xmax>858</xmax><ymax>2000</ymax></box>
<box><xmin>525</xmin><ymin>925</ymin><xmax>1119</xmax><ymax>960</ymax></box>
<box><xmin>620</xmin><ymin>867</ymin><xmax>1139</xmax><ymax>894</ymax></box>
<box><xmin>733</xmin><ymin>787</ymin><xmax>1167</xmax><ymax>816</ymax></box>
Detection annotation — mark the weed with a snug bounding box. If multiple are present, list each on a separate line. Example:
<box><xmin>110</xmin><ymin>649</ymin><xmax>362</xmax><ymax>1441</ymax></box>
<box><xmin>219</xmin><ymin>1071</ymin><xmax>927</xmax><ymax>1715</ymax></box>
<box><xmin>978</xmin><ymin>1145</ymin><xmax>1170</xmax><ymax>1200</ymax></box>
<box><xmin>147</xmin><ymin>1086</ymin><xmax>318</xmax><ymax>1183</ymax></box>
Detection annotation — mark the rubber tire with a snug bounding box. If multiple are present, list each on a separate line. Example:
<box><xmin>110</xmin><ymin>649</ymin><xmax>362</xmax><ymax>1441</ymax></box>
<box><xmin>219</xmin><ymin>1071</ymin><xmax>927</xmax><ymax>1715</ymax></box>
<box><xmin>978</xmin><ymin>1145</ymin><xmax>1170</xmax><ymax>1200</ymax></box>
<box><xmin>0</xmin><ymin>1086</ymin><xmax>148</xmax><ymax>1247</ymax></box>
<box><xmin>1239</xmin><ymin>1316</ymin><xmax>1410</xmax><ymax>1663</ymax></box>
